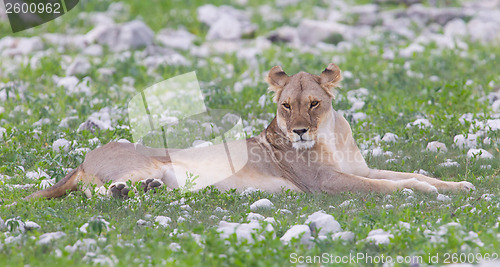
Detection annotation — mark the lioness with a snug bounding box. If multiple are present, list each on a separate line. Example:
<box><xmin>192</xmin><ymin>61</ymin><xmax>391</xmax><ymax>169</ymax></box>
<box><xmin>26</xmin><ymin>64</ymin><xmax>474</xmax><ymax>200</ymax></box>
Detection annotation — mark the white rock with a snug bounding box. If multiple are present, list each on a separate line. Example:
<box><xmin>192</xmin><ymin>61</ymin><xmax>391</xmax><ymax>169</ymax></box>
<box><xmin>439</xmin><ymin>159</ymin><xmax>460</xmax><ymax>167</ymax></box>
<box><xmin>0</xmin><ymin>127</ymin><xmax>6</xmax><ymax>140</ymax></box>
<box><xmin>399</xmin><ymin>43</ymin><xmax>424</xmax><ymax>58</ymax></box>
<box><xmin>426</xmin><ymin>141</ymin><xmax>448</xmax><ymax>153</ymax></box>
<box><xmin>52</xmin><ymin>138</ymin><xmax>71</xmax><ymax>153</ymax></box>
<box><xmin>365</xmin><ymin>229</ymin><xmax>393</xmax><ymax>245</ymax></box>
<box><xmin>467</xmin><ymin>18</ymin><xmax>500</xmax><ymax>43</ymax></box>
<box><xmin>57</xmin><ymin>76</ymin><xmax>79</xmax><ymax>90</ymax></box>
<box><xmin>64</xmin><ymin>239</ymin><xmax>97</xmax><ymax>253</ymax></box>
<box><xmin>7</xmin><ymin>37</ymin><xmax>44</xmax><ymax>55</ymax></box>
<box><xmin>157</xmin><ymin>29</ymin><xmax>195</xmax><ymax>50</ymax></box>
<box><xmin>339</xmin><ymin>199</ymin><xmax>354</xmax><ymax>208</ymax></box>
<box><xmin>437</xmin><ymin>194</ymin><xmax>451</xmax><ymax>202</ymax></box>
<box><xmin>250</xmin><ymin>199</ymin><xmax>274</xmax><ymax>211</ymax></box>
<box><xmin>66</xmin><ymin>57</ymin><xmax>91</xmax><ymax>76</ymax></box>
<box><xmin>331</xmin><ymin>231</ymin><xmax>355</xmax><ymax>241</ymax></box>
<box><xmin>258</xmin><ymin>95</ymin><xmax>267</xmax><ymax>108</ymax></box>
<box><xmin>444</xmin><ymin>19</ymin><xmax>467</xmax><ymax>39</ymax></box>
<box><xmin>305</xmin><ymin>211</ymin><xmax>342</xmax><ymax>236</ymax></box>
<box><xmin>454</xmin><ymin>134</ymin><xmax>478</xmax><ymax>149</ymax></box>
<box><xmin>39</xmin><ymin>179</ymin><xmax>56</xmax><ymax>189</ymax></box>
<box><xmin>408</xmin><ymin>118</ymin><xmax>432</xmax><ymax>128</ymax></box>
<box><xmin>24</xmin><ymin>221</ymin><xmax>41</xmax><ymax>230</ymax></box>
<box><xmin>247</xmin><ymin>212</ymin><xmax>265</xmax><ymax>221</ymax></box>
<box><xmin>79</xmin><ymin>216</ymin><xmax>112</xmax><ymax>233</ymax></box>
<box><xmin>382</xmin><ymin>48</ymin><xmax>395</xmax><ymax>60</ymax></box>
<box><xmin>38</xmin><ymin>232</ymin><xmax>66</xmax><ymax>245</ymax></box>
<box><xmin>264</xmin><ymin>217</ymin><xmax>276</xmax><ymax>224</ymax></box>
<box><xmin>83</xmin><ymin>44</ymin><xmax>103</xmax><ymax>56</ymax></box>
<box><xmin>382</xmin><ymin>133</ymin><xmax>398</xmax><ymax>143</ymax></box>
<box><xmin>467</xmin><ymin>149</ymin><xmax>494</xmax><ymax>159</ymax></box>
<box><xmin>154</xmin><ymin>216</ymin><xmax>171</xmax><ymax>227</ymax></box>
<box><xmin>297</xmin><ymin>19</ymin><xmax>349</xmax><ymax>45</ymax></box>
<box><xmin>85</xmin><ymin>20</ymin><xmax>154</xmax><ymax>52</ymax></box>
<box><xmin>169</xmin><ymin>242</ymin><xmax>181</xmax><ymax>252</ymax></box>
<box><xmin>0</xmin><ymin>217</ymin><xmax>5</xmax><ymax>231</ymax></box>
<box><xmin>206</xmin><ymin>15</ymin><xmax>242</xmax><ymax>40</ymax></box>
<box><xmin>268</xmin><ymin>26</ymin><xmax>300</xmax><ymax>45</ymax></box>
<box><xmin>136</xmin><ymin>219</ymin><xmax>150</xmax><ymax>226</ymax></box>
<box><xmin>197</xmin><ymin>4</ymin><xmax>220</xmax><ymax>26</ymax></box>
<box><xmin>5</xmin><ymin>218</ymin><xmax>25</xmax><ymax>233</ymax></box>
<box><xmin>350</xmin><ymin>100</ymin><xmax>365</xmax><ymax>111</ymax></box>
<box><xmin>217</xmin><ymin>220</ymin><xmax>273</xmax><ymax>243</ymax></box>
<box><xmin>25</xmin><ymin>168</ymin><xmax>49</xmax><ymax>180</ymax></box>
<box><xmin>371</xmin><ymin>147</ymin><xmax>384</xmax><ymax>157</ymax></box>
<box><xmin>280</xmin><ymin>225</ymin><xmax>311</xmax><ymax>244</ymax></box>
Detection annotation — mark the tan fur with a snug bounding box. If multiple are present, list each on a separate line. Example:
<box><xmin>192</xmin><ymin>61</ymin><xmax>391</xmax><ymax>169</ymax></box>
<box><xmin>25</xmin><ymin>64</ymin><xmax>475</xmax><ymax>200</ymax></box>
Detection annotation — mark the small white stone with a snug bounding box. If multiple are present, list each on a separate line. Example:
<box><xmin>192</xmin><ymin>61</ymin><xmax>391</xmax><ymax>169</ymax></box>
<box><xmin>331</xmin><ymin>231</ymin><xmax>355</xmax><ymax>241</ymax></box>
<box><xmin>382</xmin><ymin>133</ymin><xmax>398</xmax><ymax>143</ymax></box>
<box><xmin>5</xmin><ymin>218</ymin><xmax>25</xmax><ymax>233</ymax></box>
<box><xmin>437</xmin><ymin>194</ymin><xmax>451</xmax><ymax>202</ymax></box>
<box><xmin>439</xmin><ymin>159</ymin><xmax>460</xmax><ymax>167</ymax></box>
<box><xmin>154</xmin><ymin>216</ymin><xmax>171</xmax><ymax>227</ymax></box>
<box><xmin>365</xmin><ymin>229</ymin><xmax>393</xmax><ymax>245</ymax></box>
<box><xmin>217</xmin><ymin>220</ymin><xmax>271</xmax><ymax>243</ymax></box>
<box><xmin>206</xmin><ymin>15</ymin><xmax>242</xmax><ymax>40</ymax></box>
<box><xmin>38</xmin><ymin>232</ymin><xmax>66</xmax><ymax>245</ymax></box>
<box><xmin>280</xmin><ymin>225</ymin><xmax>311</xmax><ymax>244</ymax></box>
<box><xmin>247</xmin><ymin>212</ymin><xmax>265</xmax><ymax>221</ymax></box>
<box><xmin>52</xmin><ymin>138</ymin><xmax>71</xmax><ymax>153</ymax></box>
<box><xmin>169</xmin><ymin>242</ymin><xmax>181</xmax><ymax>252</ymax></box>
<box><xmin>467</xmin><ymin>149</ymin><xmax>493</xmax><ymax>159</ymax></box>
<box><xmin>426</xmin><ymin>141</ymin><xmax>448</xmax><ymax>153</ymax></box>
<box><xmin>24</xmin><ymin>221</ymin><xmax>41</xmax><ymax>230</ymax></box>
<box><xmin>399</xmin><ymin>43</ymin><xmax>424</xmax><ymax>58</ymax></box>
<box><xmin>250</xmin><ymin>199</ymin><xmax>274</xmax><ymax>211</ymax></box>
<box><xmin>136</xmin><ymin>219</ymin><xmax>150</xmax><ymax>226</ymax></box>
<box><xmin>0</xmin><ymin>127</ymin><xmax>6</xmax><ymax>140</ymax></box>
<box><xmin>409</xmin><ymin>118</ymin><xmax>432</xmax><ymax>128</ymax></box>
<box><xmin>66</xmin><ymin>57</ymin><xmax>91</xmax><ymax>76</ymax></box>
<box><xmin>305</xmin><ymin>211</ymin><xmax>342</xmax><ymax>236</ymax></box>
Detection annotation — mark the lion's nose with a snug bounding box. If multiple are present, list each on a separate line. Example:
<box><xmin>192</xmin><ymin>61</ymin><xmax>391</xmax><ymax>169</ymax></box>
<box><xmin>292</xmin><ymin>128</ymin><xmax>309</xmax><ymax>137</ymax></box>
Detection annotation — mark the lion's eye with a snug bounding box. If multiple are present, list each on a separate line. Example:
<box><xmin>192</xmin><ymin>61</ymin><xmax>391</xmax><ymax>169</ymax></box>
<box><xmin>310</xmin><ymin>101</ymin><xmax>319</xmax><ymax>108</ymax></box>
<box><xmin>282</xmin><ymin>103</ymin><xmax>291</xmax><ymax>109</ymax></box>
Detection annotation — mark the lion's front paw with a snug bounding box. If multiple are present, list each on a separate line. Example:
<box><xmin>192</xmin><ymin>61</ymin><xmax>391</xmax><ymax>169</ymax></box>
<box><xmin>141</xmin><ymin>178</ymin><xmax>164</xmax><ymax>193</ymax></box>
<box><xmin>457</xmin><ymin>181</ymin><xmax>475</xmax><ymax>191</ymax></box>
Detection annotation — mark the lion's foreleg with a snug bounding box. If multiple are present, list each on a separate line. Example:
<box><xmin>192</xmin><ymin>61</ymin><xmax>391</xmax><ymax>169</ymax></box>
<box><xmin>366</xmin><ymin>169</ymin><xmax>474</xmax><ymax>192</ymax></box>
<box><xmin>317</xmin><ymin>169</ymin><xmax>438</xmax><ymax>194</ymax></box>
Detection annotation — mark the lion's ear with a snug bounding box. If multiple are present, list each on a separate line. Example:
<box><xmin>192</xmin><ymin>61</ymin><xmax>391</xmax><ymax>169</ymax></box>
<box><xmin>319</xmin><ymin>63</ymin><xmax>342</xmax><ymax>97</ymax></box>
<box><xmin>266</xmin><ymin>66</ymin><xmax>289</xmax><ymax>102</ymax></box>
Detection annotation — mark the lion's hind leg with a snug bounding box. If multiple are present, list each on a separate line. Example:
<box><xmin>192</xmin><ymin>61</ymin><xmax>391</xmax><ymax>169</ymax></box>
<box><xmin>106</xmin><ymin>178</ymin><xmax>165</xmax><ymax>199</ymax></box>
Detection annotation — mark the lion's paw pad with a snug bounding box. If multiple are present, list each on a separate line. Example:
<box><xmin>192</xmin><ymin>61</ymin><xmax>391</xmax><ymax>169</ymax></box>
<box><xmin>109</xmin><ymin>182</ymin><xmax>132</xmax><ymax>198</ymax></box>
<box><xmin>141</xmin><ymin>178</ymin><xmax>164</xmax><ymax>193</ymax></box>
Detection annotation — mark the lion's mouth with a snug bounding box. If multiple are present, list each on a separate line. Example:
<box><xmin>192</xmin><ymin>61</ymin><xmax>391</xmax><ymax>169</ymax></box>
<box><xmin>292</xmin><ymin>139</ymin><xmax>315</xmax><ymax>150</ymax></box>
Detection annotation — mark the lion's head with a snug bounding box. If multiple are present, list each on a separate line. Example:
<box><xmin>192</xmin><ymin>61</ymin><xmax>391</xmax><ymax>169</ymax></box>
<box><xmin>266</xmin><ymin>63</ymin><xmax>342</xmax><ymax>150</ymax></box>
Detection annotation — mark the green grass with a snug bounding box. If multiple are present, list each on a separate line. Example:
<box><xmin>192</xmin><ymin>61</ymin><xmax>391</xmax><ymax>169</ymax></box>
<box><xmin>1</xmin><ymin>0</ymin><xmax>500</xmax><ymax>266</ymax></box>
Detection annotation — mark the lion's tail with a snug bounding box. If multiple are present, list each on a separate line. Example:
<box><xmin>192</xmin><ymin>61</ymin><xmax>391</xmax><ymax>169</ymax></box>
<box><xmin>24</xmin><ymin>166</ymin><xmax>82</xmax><ymax>200</ymax></box>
